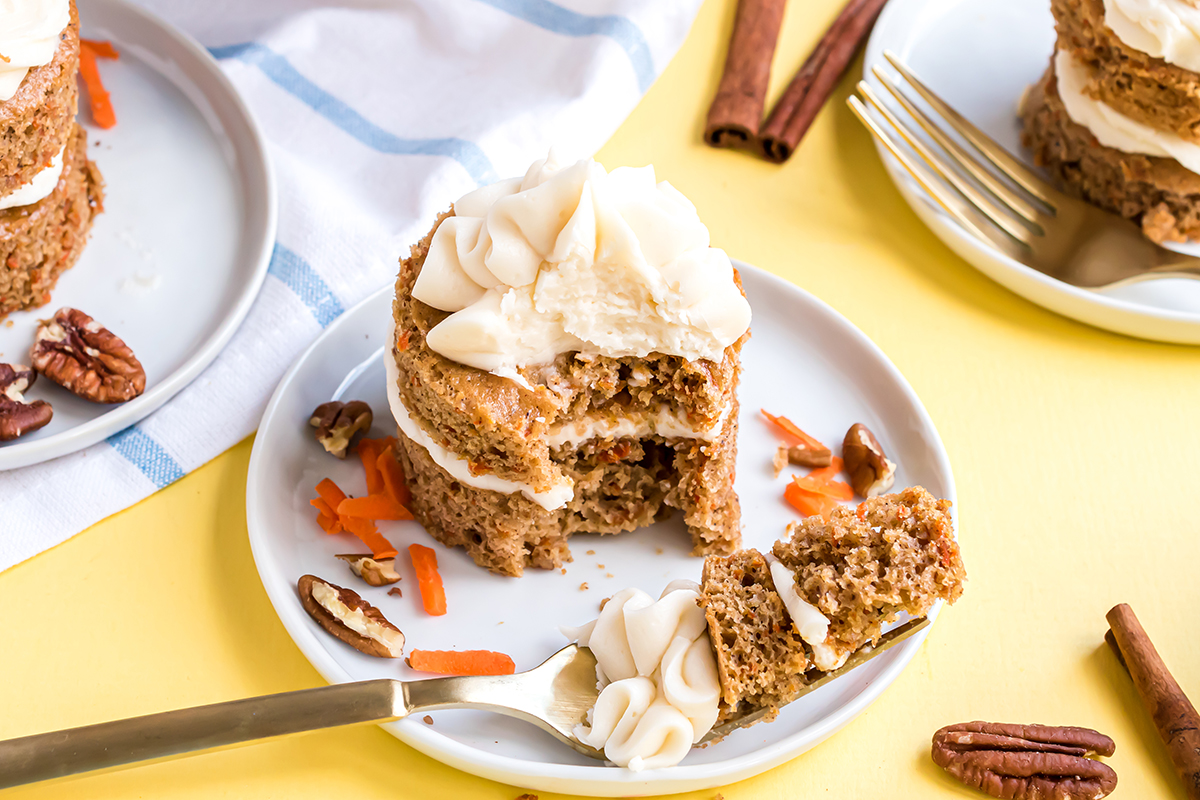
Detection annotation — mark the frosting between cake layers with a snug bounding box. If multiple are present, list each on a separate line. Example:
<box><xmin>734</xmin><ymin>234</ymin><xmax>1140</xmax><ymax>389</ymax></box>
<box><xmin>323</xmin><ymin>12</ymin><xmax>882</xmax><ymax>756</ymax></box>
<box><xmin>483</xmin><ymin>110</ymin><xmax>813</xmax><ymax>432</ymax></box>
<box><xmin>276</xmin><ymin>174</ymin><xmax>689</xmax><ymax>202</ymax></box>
<box><xmin>1104</xmin><ymin>0</ymin><xmax>1200</xmax><ymax>73</ymax></box>
<box><xmin>766</xmin><ymin>555</ymin><xmax>846</xmax><ymax>672</ymax></box>
<box><xmin>561</xmin><ymin>581</ymin><xmax>721</xmax><ymax>770</ymax></box>
<box><xmin>543</xmin><ymin>402</ymin><xmax>731</xmax><ymax>449</ymax></box>
<box><xmin>411</xmin><ymin>150</ymin><xmax>752</xmax><ymax>376</ymax></box>
<box><xmin>0</xmin><ymin>0</ymin><xmax>71</xmax><ymax>102</ymax></box>
<box><xmin>384</xmin><ymin>327</ymin><xmax>575</xmax><ymax>512</ymax></box>
<box><xmin>0</xmin><ymin>142</ymin><xmax>64</xmax><ymax>210</ymax></box>
<box><xmin>1054</xmin><ymin>48</ymin><xmax>1200</xmax><ymax>174</ymax></box>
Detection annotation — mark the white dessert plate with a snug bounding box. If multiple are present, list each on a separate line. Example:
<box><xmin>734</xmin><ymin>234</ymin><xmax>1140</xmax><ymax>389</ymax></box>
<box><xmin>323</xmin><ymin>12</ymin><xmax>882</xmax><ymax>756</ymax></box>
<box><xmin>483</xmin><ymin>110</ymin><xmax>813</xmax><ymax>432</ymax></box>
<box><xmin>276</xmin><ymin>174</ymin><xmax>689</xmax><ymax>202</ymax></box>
<box><xmin>246</xmin><ymin>261</ymin><xmax>956</xmax><ymax>796</ymax></box>
<box><xmin>0</xmin><ymin>0</ymin><xmax>275</xmax><ymax>469</ymax></box>
<box><xmin>864</xmin><ymin>0</ymin><xmax>1200</xmax><ymax>344</ymax></box>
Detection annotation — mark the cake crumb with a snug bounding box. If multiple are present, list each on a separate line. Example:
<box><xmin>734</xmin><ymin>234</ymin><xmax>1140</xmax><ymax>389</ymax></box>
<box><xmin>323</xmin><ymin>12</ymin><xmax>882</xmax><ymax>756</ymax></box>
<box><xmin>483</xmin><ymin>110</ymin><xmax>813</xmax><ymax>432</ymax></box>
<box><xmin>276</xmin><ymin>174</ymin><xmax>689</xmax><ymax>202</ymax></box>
<box><xmin>597</xmin><ymin>563</ymin><xmax>605</xmax><ymax>569</ymax></box>
<box><xmin>606</xmin><ymin>573</ymin><xmax>614</xmax><ymax>578</ymax></box>
<box><xmin>773</xmin><ymin>444</ymin><xmax>789</xmax><ymax>477</ymax></box>
<box><xmin>515</xmin><ymin>792</ymin><xmax>538</xmax><ymax>799</ymax></box>
<box><xmin>423</xmin><ymin>715</ymin><xmax>434</xmax><ymax>725</ymax></box>
<box><xmin>388</xmin><ymin>587</ymin><xmax>402</xmax><ymax>597</ymax></box>
<box><xmin>560</xmin><ymin>568</ymin><xmax>567</xmax><ymax>575</ymax></box>
<box><xmin>586</xmin><ymin>550</ymin><xmax>595</xmax><ymax>555</ymax></box>
<box><xmin>655</xmin><ymin>547</ymin><xmax>664</xmax><ymax>555</ymax></box>
<box><xmin>4</xmin><ymin>320</ymin><xmax>12</xmax><ymax>328</ymax></box>
<box><xmin>579</xmin><ymin>582</ymin><xmax>589</xmax><ymax>591</ymax></box>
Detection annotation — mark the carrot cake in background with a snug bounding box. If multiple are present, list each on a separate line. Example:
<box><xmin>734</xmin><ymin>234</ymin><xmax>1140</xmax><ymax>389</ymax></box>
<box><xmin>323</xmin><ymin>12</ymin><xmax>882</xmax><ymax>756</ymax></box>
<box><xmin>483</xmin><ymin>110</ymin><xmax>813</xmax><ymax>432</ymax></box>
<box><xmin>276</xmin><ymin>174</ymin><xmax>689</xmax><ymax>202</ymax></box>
<box><xmin>1022</xmin><ymin>0</ymin><xmax>1200</xmax><ymax>242</ymax></box>
<box><xmin>0</xmin><ymin>0</ymin><xmax>103</xmax><ymax>317</ymax></box>
<box><xmin>388</xmin><ymin>151</ymin><xmax>751</xmax><ymax>577</ymax></box>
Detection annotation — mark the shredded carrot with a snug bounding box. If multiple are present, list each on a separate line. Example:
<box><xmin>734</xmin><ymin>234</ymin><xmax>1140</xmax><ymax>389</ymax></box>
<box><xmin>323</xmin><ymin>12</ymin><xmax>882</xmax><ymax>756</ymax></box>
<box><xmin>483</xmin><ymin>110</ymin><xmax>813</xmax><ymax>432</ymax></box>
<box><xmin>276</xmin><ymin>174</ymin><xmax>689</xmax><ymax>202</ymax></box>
<box><xmin>356</xmin><ymin>439</ymin><xmax>385</xmax><ymax>496</ymax></box>
<box><xmin>409</xmin><ymin>544</ymin><xmax>447</xmax><ymax>616</ymax></box>
<box><xmin>337</xmin><ymin>493</ymin><xmax>412</xmax><ymax>521</ymax></box>
<box><xmin>342</xmin><ymin>515</ymin><xmax>398</xmax><ymax>559</ymax></box>
<box><xmin>315</xmin><ymin>478</ymin><xmax>348</xmax><ymax>509</ymax></box>
<box><xmin>313</xmin><ymin>477</ymin><xmax>396</xmax><ymax>555</ymax></box>
<box><xmin>315</xmin><ymin>513</ymin><xmax>342</xmax><ymax>535</ymax></box>
<box><xmin>77</xmin><ymin>44</ymin><xmax>116</xmax><ymax>129</ymax></box>
<box><xmin>784</xmin><ymin>480</ymin><xmax>839</xmax><ymax>519</ymax></box>
<box><xmin>377</xmin><ymin>446</ymin><xmax>412</xmax><ymax>508</ymax></box>
<box><xmin>81</xmin><ymin>39</ymin><xmax>120</xmax><ymax>60</ymax></box>
<box><xmin>408</xmin><ymin>649</ymin><xmax>514</xmax><ymax>676</ymax></box>
<box><xmin>761</xmin><ymin>410</ymin><xmax>828</xmax><ymax>452</ymax></box>
<box><xmin>805</xmin><ymin>456</ymin><xmax>845</xmax><ymax>483</ymax></box>
<box><xmin>790</xmin><ymin>474</ymin><xmax>853</xmax><ymax>501</ymax></box>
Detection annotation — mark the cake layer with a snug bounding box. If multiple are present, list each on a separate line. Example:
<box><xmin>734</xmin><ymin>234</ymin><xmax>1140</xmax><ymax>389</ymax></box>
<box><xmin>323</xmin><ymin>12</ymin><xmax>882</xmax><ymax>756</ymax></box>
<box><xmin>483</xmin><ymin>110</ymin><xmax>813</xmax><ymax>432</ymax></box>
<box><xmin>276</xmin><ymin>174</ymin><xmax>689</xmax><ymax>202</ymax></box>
<box><xmin>1022</xmin><ymin>62</ymin><xmax>1200</xmax><ymax>242</ymax></box>
<box><xmin>392</xmin><ymin>209</ymin><xmax>745</xmax><ymax>493</ymax></box>
<box><xmin>0</xmin><ymin>0</ymin><xmax>78</xmax><ymax>198</ymax></box>
<box><xmin>0</xmin><ymin>123</ymin><xmax>103</xmax><ymax>317</ymax></box>
<box><xmin>1052</xmin><ymin>0</ymin><xmax>1200</xmax><ymax>142</ymax></box>
<box><xmin>393</xmin><ymin>398</ymin><xmax>742</xmax><ymax>577</ymax></box>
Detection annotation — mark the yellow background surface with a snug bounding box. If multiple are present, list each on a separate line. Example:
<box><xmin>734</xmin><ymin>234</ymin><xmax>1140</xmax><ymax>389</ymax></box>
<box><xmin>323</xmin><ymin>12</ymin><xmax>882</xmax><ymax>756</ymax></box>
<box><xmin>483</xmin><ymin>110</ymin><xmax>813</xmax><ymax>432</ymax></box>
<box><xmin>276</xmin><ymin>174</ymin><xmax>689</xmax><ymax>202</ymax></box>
<box><xmin>3</xmin><ymin>0</ymin><xmax>1199</xmax><ymax>797</ymax></box>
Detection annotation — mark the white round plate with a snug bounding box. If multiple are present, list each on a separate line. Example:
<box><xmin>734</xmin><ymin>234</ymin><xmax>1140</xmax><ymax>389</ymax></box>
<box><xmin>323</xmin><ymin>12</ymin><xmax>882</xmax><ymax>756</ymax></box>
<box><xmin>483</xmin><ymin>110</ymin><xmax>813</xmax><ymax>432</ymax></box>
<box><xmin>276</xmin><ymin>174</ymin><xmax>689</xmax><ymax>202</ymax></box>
<box><xmin>0</xmin><ymin>0</ymin><xmax>275</xmax><ymax>468</ymax></box>
<box><xmin>246</xmin><ymin>262</ymin><xmax>956</xmax><ymax>797</ymax></box>
<box><xmin>865</xmin><ymin>0</ymin><xmax>1200</xmax><ymax>344</ymax></box>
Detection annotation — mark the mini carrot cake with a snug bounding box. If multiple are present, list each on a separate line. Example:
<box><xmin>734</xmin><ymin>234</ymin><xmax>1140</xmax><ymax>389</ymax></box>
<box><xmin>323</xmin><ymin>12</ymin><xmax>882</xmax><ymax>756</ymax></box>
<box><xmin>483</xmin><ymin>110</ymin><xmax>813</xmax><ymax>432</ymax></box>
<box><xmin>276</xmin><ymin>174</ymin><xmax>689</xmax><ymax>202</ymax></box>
<box><xmin>561</xmin><ymin>487</ymin><xmax>966</xmax><ymax>770</ymax></box>
<box><xmin>0</xmin><ymin>0</ymin><xmax>104</xmax><ymax>317</ymax></box>
<box><xmin>1022</xmin><ymin>0</ymin><xmax>1200</xmax><ymax>242</ymax></box>
<box><xmin>388</xmin><ymin>152</ymin><xmax>751</xmax><ymax>576</ymax></box>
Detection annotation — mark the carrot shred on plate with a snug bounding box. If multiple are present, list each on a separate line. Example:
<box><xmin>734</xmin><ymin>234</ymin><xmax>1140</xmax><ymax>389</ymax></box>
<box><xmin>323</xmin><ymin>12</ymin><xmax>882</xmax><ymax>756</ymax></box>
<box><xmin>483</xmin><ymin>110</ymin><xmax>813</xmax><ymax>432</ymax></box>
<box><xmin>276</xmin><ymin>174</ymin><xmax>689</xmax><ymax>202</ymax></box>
<box><xmin>315</xmin><ymin>513</ymin><xmax>341</xmax><ymax>535</ymax></box>
<box><xmin>342</xmin><ymin>515</ymin><xmax>397</xmax><ymax>560</ymax></box>
<box><xmin>805</xmin><ymin>456</ymin><xmax>845</xmax><ymax>483</ymax></box>
<box><xmin>315</xmin><ymin>478</ymin><xmax>348</xmax><ymax>509</ymax></box>
<box><xmin>377</xmin><ymin>446</ymin><xmax>412</xmax><ymax>508</ymax></box>
<box><xmin>356</xmin><ymin>439</ymin><xmax>385</xmax><ymax>496</ymax></box>
<box><xmin>408</xmin><ymin>649</ymin><xmax>515</xmax><ymax>676</ymax></box>
<box><xmin>409</xmin><ymin>543</ymin><xmax>447</xmax><ymax>616</ymax></box>
<box><xmin>760</xmin><ymin>409</ymin><xmax>828</xmax><ymax>452</ymax></box>
<box><xmin>790</xmin><ymin>474</ymin><xmax>853</xmax><ymax>501</ymax></box>
<box><xmin>78</xmin><ymin>41</ymin><xmax>117</xmax><ymax>129</ymax></box>
<box><xmin>312</xmin><ymin>477</ymin><xmax>396</xmax><ymax>557</ymax></box>
<box><xmin>784</xmin><ymin>478</ymin><xmax>839</xmax><ymax>519</ymax></box>
<box><xmin>337</xmin><ymin>493</ymin><xmax>412</xmax><ymax>521</ymax></box>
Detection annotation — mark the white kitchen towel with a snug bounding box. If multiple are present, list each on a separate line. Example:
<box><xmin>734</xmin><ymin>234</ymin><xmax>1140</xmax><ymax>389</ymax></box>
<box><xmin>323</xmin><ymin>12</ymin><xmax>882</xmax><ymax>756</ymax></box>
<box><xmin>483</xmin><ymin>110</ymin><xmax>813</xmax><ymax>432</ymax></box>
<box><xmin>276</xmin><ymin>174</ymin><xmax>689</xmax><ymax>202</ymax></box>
<box><xmin>0</xmin><ymin>0</ymin><xmax>702</xmax><ymax>572</ymax></box>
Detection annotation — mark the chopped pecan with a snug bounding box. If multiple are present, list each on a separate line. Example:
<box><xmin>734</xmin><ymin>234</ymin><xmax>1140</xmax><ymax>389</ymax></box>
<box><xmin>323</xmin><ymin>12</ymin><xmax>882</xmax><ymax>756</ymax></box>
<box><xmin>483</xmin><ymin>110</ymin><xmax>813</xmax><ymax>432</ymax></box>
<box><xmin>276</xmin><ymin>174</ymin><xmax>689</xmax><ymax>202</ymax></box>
<box><xmin>336</xmin><ymin>553</ymin><xmax>401</xmax><ymax>586</ymax></box>
<box><xmin>297</xmin><ymin>575</ymin><xmax>405</xmax><ymax>658</ymax></box>
<box><xmin>843</xmin><ymin>423</ymin><xmax>896</xmax><ymax>497</ymax></box>
<box><xmin>0</xmin><ymin>363</ymin><xmax>53</xmax><ymax>441</ymax></box>
<box><xmin>30</xmin><ymin>308</ymin><xmax>145</xmax><ymax>403</ymax></box>
<box><xmin>932</xmin><ymin>721</ymin><xmax>1117</xmax><ymax>799</ymax></box>
<box><xmin>309</xmin><ymin>400</ymin><xmax>372</xmax><ymax>458</ymax></box>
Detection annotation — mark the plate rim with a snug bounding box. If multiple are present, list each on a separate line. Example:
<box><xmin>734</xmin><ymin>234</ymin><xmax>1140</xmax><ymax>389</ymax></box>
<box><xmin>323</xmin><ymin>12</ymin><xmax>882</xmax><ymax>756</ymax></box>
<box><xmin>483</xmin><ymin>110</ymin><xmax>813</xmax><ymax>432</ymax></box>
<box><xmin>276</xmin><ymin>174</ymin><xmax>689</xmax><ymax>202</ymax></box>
<box><xmin>245</xmin><ymin>261</ymin><xmax>957</xmax><ymax>795</ymax></box>
<box><xmin>864</xmin><ymin>0</ymin><xmax>1200</xmax><ymax>345</ymax></box>
<box><xmin>0</xmin><ymin>0</ymin><xmax>278</xmax><ymax>470</ymax></box>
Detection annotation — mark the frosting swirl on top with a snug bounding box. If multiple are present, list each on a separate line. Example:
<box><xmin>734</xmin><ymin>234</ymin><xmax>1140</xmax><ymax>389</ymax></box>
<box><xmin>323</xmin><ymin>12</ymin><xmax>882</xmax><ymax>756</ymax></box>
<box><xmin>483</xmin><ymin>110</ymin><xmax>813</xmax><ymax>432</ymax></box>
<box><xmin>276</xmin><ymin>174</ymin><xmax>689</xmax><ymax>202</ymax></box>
<box><xmin>412</xmin><ymin>151</ymin><xmax>752</xmax><ymax>376</ymax></box>
<box><xmin>561</xmin><ymin>580</ymin><xmax>720</xmax><ymax>770</ymax></box>
<box><xmin>1104</xmin><ymin>0</ymin><xmax>1200</xmax><ymax>72</ymax></box>
<box><xmin>0</xmin><ymin>0</ymin><xmax>70</xmax><ymax>102</ymax></box>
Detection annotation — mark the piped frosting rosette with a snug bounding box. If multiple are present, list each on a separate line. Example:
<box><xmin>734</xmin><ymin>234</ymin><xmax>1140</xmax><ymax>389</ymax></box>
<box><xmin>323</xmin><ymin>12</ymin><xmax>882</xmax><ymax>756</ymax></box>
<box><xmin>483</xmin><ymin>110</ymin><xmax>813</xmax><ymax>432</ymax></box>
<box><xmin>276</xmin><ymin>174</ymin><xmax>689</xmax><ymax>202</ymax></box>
<box><xmin>561</xmin><ymin>580</ymin><xmax>720</xmax><ymax>771</ymax></box>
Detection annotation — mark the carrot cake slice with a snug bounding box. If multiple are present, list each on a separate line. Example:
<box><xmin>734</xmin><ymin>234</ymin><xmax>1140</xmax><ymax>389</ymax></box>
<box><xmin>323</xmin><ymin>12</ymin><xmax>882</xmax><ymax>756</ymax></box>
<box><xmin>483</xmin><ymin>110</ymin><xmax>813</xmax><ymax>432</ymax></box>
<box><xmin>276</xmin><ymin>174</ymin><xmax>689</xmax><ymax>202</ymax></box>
<box><xmin>0</xmin><ymin>0</ymin><xmax>103</xmax><ymax>317</ymax></box>
<box><xmin>388</xmin><ymin>152</ymin><xmax>751</xmax><ymax>576</ymax></box>
<box><xmin>1022</xmin><ymin>0</ymin><xmax>1200</xmax><ymax>242</ymax></box>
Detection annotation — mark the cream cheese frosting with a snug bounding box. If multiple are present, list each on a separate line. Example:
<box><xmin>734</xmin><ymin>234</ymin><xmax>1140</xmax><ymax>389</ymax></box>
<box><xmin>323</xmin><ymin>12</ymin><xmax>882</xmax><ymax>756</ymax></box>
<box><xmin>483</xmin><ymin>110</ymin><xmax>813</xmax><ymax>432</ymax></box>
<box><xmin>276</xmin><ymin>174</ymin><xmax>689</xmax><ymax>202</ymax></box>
<box><xmin>543</xmin><ymin>402</ymin><xmax>730</xmax><ymax>449</ymax></box>
<box><xmin>766</xmin><ymin>555</ymin><xmax>845</xmax><ymax>672</ymax></box>
<box><xmin>0</xmin><ymin>143</ymin><xmax>64</xmax><ymax>210</ymax></box>
<box><xmin>384</xmin><ymin>325</ymin><xmax>574</xmax><ymax>511</ymax></box>
<box><xmin>1054</xmin><ymin>48</ymin><xmax>1200</xmax><ymax>174</ymax></box>
<box><xmin>1104</xmin><ymin>0</ymin><xmax>1200</xmax><ymax>72</ymax></box>
<box><xmin>411</xmin><ymin>150</ymin><xmax>751</xmax><ymax>376</ymax></box>
<box><xmin>561</xmin><ymin>580</ymin><xmax>720</xmax><ymax>770</ymax></box>
<box><xmin>0</xmin><ymin>0</ymin><xmax>71</xmax><ymax>102</ymax></box>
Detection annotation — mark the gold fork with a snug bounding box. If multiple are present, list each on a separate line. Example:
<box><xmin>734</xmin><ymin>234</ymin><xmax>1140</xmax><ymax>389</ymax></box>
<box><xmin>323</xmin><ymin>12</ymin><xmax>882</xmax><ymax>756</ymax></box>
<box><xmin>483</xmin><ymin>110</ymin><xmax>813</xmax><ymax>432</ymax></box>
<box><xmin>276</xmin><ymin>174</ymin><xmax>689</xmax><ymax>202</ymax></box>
<box><xmin>848</xmin><ymin>50</ymin><xmax>1200</xmax><ymax>289</ymax></box>
<box><xmin>0</xmin><ymin>619</ymin><xmax>929</xmax><ymax>787</ymax></box>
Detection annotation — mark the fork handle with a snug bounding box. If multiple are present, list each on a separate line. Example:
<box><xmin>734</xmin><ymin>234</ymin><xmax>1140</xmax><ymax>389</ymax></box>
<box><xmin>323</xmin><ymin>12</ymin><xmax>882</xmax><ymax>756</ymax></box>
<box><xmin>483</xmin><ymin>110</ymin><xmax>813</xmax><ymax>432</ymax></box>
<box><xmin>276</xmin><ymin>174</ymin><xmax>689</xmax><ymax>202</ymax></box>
<box><xmin>0</xmin><ymin>679</ymin><xmax>406</xmax><ymax>789</ymax></box>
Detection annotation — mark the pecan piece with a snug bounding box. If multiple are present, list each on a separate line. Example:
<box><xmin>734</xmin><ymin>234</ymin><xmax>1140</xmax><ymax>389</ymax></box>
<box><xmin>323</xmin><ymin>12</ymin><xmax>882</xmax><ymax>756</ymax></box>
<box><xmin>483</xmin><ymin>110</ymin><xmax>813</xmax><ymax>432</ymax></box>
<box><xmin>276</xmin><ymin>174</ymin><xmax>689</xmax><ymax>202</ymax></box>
<box><xmin>30</xmin><ymin>308</ymin><xmax>146</xmax><ymax>403</ymax></box>
<box><xmin>0</xmin><ymin>364</ymin><xmax>53</xmax><ymax>441</ymax></box>
<box><xmin>843</xmin><ymin>422</ymin><xmax>896</xmax><ymax>497</ymax></box>
<box><xmin>298</xmin><ymin>575</ymin><xmax>405</xmax><ymax>658</ymax></box>
<box><xmin>932</xmin><ymin>721</ymin><xmax>1117</xmax><ymax>799</ymax></box>
<box><xmin>336</xmin><ymin>553</ymin><xmax>401</xmax><ymax>586</ymax></box>
<box><xmin>309</xmin><ymin>400</ymin><xmax>372</xmax><ymax>458</ymax></box>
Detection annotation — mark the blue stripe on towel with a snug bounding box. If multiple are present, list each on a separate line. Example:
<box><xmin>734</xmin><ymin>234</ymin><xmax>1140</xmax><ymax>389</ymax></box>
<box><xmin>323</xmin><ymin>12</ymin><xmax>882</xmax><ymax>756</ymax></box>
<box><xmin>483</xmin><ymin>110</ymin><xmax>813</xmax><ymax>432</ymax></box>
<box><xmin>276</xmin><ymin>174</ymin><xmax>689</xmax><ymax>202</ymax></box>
<box><xmin>473</xmin><ymin>0</ymin><xmax>655</xmax><ymax>92</ymax></box>
<box><xmin>210</xmin><ymin>43</ymin><xmax>497</xmax><ymax>186</ymax></box>
<box><xmin>108</xmin><ymin>426</ymin><xmax>186</xmax><ymax>489</ymax></box>
<box><xmin>267</xmin><ymin>243</ymin><xmax>344</xmax><ymax>327</ymax></box>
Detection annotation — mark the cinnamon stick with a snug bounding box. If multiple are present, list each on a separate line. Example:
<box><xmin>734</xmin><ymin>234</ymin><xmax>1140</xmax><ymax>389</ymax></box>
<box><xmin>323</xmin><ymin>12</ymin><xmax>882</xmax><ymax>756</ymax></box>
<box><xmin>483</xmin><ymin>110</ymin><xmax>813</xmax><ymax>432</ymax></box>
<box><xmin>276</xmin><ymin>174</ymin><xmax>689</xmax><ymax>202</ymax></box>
<box><xmin>1106</xmin><ymin>603</ymin><xmax>1200</xmax><ymax>800</ymax></box>
<box><xmin>759</xmin><ymin>0</ymin><xmax>889</xmax><ymax>162</ymax></box>
<box><xmin>705</xmin><ymin>0</ymin><xmax>788</xmax><ymax>149</ymax></box>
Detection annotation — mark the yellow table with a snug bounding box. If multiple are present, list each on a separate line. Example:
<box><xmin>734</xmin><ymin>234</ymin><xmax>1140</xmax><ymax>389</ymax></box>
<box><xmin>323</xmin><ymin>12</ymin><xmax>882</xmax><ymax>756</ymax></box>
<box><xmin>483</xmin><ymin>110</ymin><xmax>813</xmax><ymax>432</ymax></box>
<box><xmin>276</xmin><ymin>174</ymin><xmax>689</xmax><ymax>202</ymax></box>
<box><xmin>4</xmin><ymin>0</ymin><xmax>1199</xmax><ymax>797</ymax></box>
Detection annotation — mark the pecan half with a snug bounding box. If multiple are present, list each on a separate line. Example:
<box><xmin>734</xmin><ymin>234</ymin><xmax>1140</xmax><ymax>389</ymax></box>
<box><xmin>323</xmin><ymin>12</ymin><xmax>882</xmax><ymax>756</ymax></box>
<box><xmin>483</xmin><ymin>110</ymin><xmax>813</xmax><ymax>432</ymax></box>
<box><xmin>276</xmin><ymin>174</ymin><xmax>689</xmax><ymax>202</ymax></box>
<box><xmin>0</xmin><ymin>364</ymin><xmax>53</xmax><ymax>441</ymax></box>
<box><xmin>932</xmin><ymin>722</ymin><xmax>1117</xmax><ymax>799</ymax></box>
<box><xmin>30</xmin><ymin>308</ymin><xmax>146</xmax><ymax>403</ymax></box>
<box><xmin>336</xmin><ymin>553</ymin><xmax>401</xmax><ymax>586</ymax></box>
<box><xmin>309</xmin><ymin>400</ymin><xmax>372</xmax><ymax>458</ymax></box>
<box><xmin>843</xmin><ymin>422</ymin><xmax>896</xmax><ymax>498</ymax></box>
<box><xmin>298</xmin><ymin>575</ymin><xmax>405</xmax><ymax>658</ymax></box>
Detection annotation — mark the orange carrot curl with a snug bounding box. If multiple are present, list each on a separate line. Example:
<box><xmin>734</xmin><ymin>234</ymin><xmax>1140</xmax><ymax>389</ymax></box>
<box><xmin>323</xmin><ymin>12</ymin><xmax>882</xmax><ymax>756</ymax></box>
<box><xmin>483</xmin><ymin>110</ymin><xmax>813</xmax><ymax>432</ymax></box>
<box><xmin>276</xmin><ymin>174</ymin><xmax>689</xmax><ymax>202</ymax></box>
<box><xmin>408</xmin><ymin>649</ymin><xmax>515</xmax><ymax>676</ymax></box>
<box><xmin>409</xmin><ymin>544</ymin><xmax>447</xmax><ymax>616</ymax></box>
<box><xmin>312</xmin><ymin>477</ymin><xmax>398</xmax><ymax>559</ymax></box>
<box><xmin>761</xmin><ymin>409</ymin><xmax>828</xmax><ymax>452</ymax></box>
<box><xmin>78</xmin><ymin>40</ymin><xmax>119</xmax><ymax>129</ymax></box>
<box><xmin>784</xmin><ymin>478</ymin><xmax>839</xmax><ymax>519</ymax></box>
